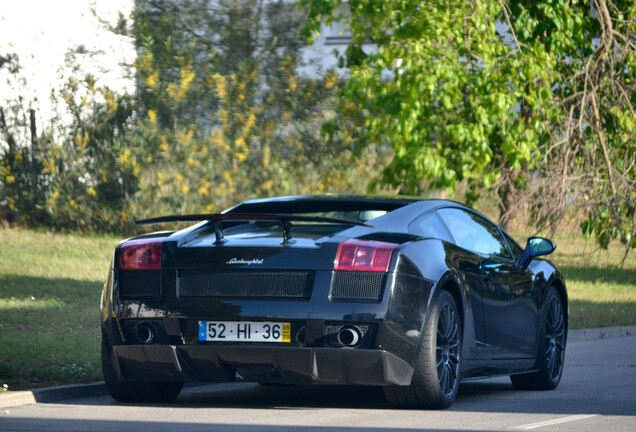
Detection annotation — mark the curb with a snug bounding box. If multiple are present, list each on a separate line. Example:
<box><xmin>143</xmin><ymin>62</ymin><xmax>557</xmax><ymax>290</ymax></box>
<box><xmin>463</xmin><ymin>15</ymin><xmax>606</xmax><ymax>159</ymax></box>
<box><xmin>2</xmin><ymin>326</ymin><xmax>635</xmax><ymax>409</ymax></box>
<box><xmin>1</xmin><ymin>382</ymin><xmax>107</xmax><ymax>409</ymax></box>
<box><xmin>567</xmin><ymin>325</ymin><xmax>636</xmax><ymax>342</ymax></box>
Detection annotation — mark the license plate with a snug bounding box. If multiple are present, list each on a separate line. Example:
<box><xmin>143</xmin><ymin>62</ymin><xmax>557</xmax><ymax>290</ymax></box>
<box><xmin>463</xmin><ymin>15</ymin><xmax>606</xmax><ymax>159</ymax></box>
<box><xmin>198</xmin><ymin>321</ymin><xmax>291</xmax><ymax>343</ymax></box>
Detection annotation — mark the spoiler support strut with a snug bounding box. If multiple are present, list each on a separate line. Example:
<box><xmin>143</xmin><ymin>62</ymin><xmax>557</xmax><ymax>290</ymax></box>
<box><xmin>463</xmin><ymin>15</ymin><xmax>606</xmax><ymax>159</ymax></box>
<box><xmin>136</xmin><ymin>213</ymin><xmax>372</xmax><ymax>245</ymax></box>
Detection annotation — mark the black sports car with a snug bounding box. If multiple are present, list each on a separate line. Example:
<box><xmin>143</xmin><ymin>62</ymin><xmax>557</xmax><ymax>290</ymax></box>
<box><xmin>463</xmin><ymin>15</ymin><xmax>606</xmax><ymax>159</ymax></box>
<box><xmin>101</xmin><ymin>195</ymin><xmax>567</xmax><ymax>409</ymax></box>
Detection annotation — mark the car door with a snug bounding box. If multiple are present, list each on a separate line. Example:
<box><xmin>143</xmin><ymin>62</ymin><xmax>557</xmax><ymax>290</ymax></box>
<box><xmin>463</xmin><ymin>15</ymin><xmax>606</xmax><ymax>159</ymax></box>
<box><xmin>437</xmin><ymin>208</ymin><xmax>537</xmax><ymax>359</ymax></box>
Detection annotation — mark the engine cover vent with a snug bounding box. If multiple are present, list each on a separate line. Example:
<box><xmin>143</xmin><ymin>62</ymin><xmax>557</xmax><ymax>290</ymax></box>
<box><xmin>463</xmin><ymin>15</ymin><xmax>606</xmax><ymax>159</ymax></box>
<box><xmin>330</xmin><ymin>271</ymin><xmax>387</xmax><ymax>302</ymax></box>
<box><xmin>177</xmin><ymin>270</ymin><xmax>313</xmax><ymax>299</ymax></box>
<box><xmin>119</xmin><ymin>269</ymin><xmax>161</xmax><ymax>298</ymax></box>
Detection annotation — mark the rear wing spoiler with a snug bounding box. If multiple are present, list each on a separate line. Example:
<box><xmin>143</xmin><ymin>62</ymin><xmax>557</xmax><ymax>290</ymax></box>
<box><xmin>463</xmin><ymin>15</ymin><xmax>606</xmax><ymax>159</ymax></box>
<box><xmin>135</xmin><ymin>213</ymin><xmax>372</xmax><ymax>245</ymax></box>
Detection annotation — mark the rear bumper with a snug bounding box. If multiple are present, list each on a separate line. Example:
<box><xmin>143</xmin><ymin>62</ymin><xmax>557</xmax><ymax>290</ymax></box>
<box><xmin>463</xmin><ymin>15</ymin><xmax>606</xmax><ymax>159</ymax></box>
<box><xmin>112</xmin><ymin>345</ymin><xmax>414</xmax><ymax>386</ymax></box>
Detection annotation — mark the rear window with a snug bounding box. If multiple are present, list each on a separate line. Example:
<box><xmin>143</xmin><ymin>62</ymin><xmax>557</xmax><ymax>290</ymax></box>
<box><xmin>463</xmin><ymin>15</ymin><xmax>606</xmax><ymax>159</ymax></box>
<box><xmin>409</xmin><ymin>212</ymin><xmax>453</xmax><ymax>242</ymax></box>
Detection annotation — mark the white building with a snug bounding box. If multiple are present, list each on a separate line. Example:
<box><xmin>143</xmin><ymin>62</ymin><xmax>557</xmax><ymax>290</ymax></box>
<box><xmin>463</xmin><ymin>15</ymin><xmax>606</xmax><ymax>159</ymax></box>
<box><xmin>0</xmin><ymin>0</ymin><xmax>353</xmax><ymax>132</ymax></box>
<box><xmin>0</xmin><ymin>0</ymin><xmax>136</xmax><ymax>131</ymax></box>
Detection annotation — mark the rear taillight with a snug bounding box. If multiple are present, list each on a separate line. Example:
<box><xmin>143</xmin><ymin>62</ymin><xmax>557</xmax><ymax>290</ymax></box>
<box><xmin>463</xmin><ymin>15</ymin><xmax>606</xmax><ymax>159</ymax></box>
<box><xmin>334</xmin><ymin>239</ymin><xmax>397</xmax><ymax>272</ymax></box>
<box><xmin>119</xmin><ymin>238</ymin><xmax>164</xmax><ymax>269</ymax></box>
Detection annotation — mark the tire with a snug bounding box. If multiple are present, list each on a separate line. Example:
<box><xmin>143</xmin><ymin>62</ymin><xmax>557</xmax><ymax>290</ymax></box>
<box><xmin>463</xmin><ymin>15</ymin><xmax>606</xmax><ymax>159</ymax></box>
<box><xmin>384</xmin><ymin>290</ymin><xmax>462</xmax><ymax>409</ymax></box>
<box><xmin>510</xmin><ymin>286</ymin><xmax>566</xmax><ymax>390</ymax></box>
<box><xmin>102</xmin><ymin>338</ymin><xmax>183</xmax><ymax>403</ymax></box>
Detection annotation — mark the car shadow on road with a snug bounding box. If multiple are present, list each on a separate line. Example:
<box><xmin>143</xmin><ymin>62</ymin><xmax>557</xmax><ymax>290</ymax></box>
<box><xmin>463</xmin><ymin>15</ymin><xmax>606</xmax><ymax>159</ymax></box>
<box><xmin>67</xmin><ymin>380</ymin><xmax>634</xmax><ymax>417</ymax></box>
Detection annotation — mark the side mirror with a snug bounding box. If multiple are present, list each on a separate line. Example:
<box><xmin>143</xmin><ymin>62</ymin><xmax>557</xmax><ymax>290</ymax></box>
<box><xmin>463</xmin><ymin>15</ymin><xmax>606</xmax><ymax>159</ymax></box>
<box><xmin>514</xmin><ymin>237</ymin><xmax>556</xmax><ymax>270</ymax></box>
<box><xmin>527</xmin><ymin>237</ymin><xmax>556</xmax><ymax>257</ymax></box>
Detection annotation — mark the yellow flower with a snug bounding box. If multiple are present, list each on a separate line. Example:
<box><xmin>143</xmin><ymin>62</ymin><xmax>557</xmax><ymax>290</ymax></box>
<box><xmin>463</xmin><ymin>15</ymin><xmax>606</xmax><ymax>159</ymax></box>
<box><xmin>289</xmin><ymin>75</ymin><xmax>298</xmax><ymax>92</ymax></box>
<box><xmin>157</xmin><ymin>172</ymin><xmax>166</xmax><ymax>187</ymax></box>
<box><xmin>213</xmin><ymin>133</ymin><xmax>230</xmax><ymax>151</ymax></box>
<box><xmin>160</xmin><ymin>136</ymin><xmax>169</xmax><ymax>152</ymax></box>
<box><xmin>262</xmin><ymin>145</ymin><xmax>271</xmax><ymax>168</ymax></box>
<box><xmin>234</xmin><ymin>137</ymin><xmax>246</xmax><ymax>150</ymax></box>
<box><xmin>69</xmin><ymin>199</ymin><xmax>78</xmax><ymax>210</ymax></box>
<box><xmin>213</xmin><ymin>73</ymin><xmax>227</xmax><ymax>99</ymax></box>
<box><xmin>325</xmin><ymin>70</ymin><xmax>339</xmax><ymax>89</ymax></box>
<box><xmin>87</xmin><ymin>187</ymin><xmax>97</xmax><ymax>197</ymax></box>
<box><xmin>119</xmin><ymin>149</ymin><xmax>132</xmax><ymax>166</ymax></box>
<box><xmin>43</xmin><ymin>158</ymin><xmax>56</xmax><ymax>174</ymax></box>
<box><xmin>5</xmin><ymin>175</ymin><xmax>15</xmax><ymax>184</ymax></box>
<box><xmin>103</xmin><ymin>89</ymin><xmax>118</xmax><ymax>113</ymax></box>
<box><xmin>145</xmin><ymin>71</ymin><xmax>159</xmax><ymax>90</ymax></box>
<box><xmin>260</xmin><ymin>179</ymin><xmax>274</xmax><ymax>191</ymax></box>
<box><xmin>222</xmin><ymin>170</ymin><xmax>233</xmax><ymax>187</ymax></box>
<box><xmin>148</xmin><ymin>110</ymin><xmax>157</xmax><ymax>125</ymax></box>
<box><xmin>146</xmin><ymin>155</ymin><xmax>153</xmax><ymax>163</ymax></box>
<box><xmin>243</xmin><ymin>113</ymin><xmax>256</xmax><ymax>138</ymax></box>
<box><xmin>197</xmin><ymin>179</ymin><xmax>210</xmax><ymax>196</ymax></box>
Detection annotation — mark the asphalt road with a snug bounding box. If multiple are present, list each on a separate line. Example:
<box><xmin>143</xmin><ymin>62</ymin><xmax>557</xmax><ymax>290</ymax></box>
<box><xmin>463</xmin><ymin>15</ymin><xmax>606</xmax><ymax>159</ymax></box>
<box><xmin>1</xmin><ymin>335</ymin><xmax>635</xmax><ymax>432</ymax></box>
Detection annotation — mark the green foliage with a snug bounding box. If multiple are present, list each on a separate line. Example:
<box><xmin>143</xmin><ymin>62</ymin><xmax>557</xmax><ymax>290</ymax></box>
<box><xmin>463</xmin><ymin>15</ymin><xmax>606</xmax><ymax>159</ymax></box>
<box><xmin>301</xmin><ymin>0</ymin><xmax>635</xmax><ymax>257</ymax></box>
<box><xmin>1</xmin><ymin>0</ymin><xmax>382</xmax><ymax>234</ymax></box>
<box><xmin>43</xmin><ymin>78</ymin><xmax>137</xmax><ymax>231</ymax></box>
<box><xmin>300</xmin><ymin>0</ymin><xmax>560</xmax><ymax>202</ymax></box>
<box><xmin>510</xmin><ymin>0</ymin><xmax>636</xmax><ymax>262</ymax></box>
<box><xmin>0</xmin><ymin>53</ymin><xmax>51</xmax><ymax>226</ymax></box>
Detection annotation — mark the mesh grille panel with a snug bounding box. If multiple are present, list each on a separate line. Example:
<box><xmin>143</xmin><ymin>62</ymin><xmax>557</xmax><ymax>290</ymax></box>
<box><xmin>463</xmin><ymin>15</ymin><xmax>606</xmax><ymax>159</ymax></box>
<box><xmin>330</xmin><ymin>271</ymin><xmax>387</xmax><ymax>302</ymax></box>
<box><xmin>119</xmin><ymin>270</ymin><xmax>161</xmax><ymax>298</ymax></box>
<box><xmin>177</xmin><ymin>270</ymin><xmax>313</xmax><ymax>298</ymax></box>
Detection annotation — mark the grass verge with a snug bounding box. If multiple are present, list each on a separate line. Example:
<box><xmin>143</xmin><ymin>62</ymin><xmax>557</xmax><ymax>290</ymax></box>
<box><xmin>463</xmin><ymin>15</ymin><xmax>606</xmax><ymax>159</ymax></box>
<box><xmin>0</xmin><ymin>228</ymin><xmax>118</xmax><ymax>391</ymax></box>
<box><xmin>0</xmin><ymin>227</ymin><xmax>634</xmax><ymax>391</ymax></box>
<box><xmin>548</xmin><ymin>230</ymin><xmax>636</xmax><ymax>329</ymax></box>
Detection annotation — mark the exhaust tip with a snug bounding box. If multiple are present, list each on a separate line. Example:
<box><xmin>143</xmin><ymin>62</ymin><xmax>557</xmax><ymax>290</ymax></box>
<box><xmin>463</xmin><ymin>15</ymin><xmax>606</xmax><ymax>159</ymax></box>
<box><xmin>337</xmin><ymin>327</ymin><xmax>361</xmax><ymax>347</ymax></box>
<box><xmin>136</xmin><ymin>323</ymin><xmax>155</xmax><ymax>344</ymax></box>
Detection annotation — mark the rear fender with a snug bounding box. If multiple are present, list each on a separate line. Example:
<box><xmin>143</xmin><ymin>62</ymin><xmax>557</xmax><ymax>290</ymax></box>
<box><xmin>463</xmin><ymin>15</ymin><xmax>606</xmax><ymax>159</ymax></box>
<box><xmin>378</xmin><ymin>239</ymin><xmax>452</xmax><ymax>364</ymax></box>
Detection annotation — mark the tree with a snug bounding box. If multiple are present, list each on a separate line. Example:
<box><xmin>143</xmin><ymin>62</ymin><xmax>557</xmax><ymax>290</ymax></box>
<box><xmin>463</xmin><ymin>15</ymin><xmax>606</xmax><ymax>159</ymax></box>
<box><xmin>509</xmin><ymin>0</ymin><xmax>636</xmax><ymax>262</ymax></box>
<box><xmin>300</xmin><ymin>0</ymin><xmax>559</xmax><ymax>227</ymax></box>
<box><xmin>124</xmin><ymin>0</ymin><xmax>381</xmax><ymax>219</ymax></box>
<box><xmin>300</xmin><ymin>0</ymin><xmax>635</xmax><ymax>260</ymax></box>
<box><xmin>0</xmin><ymin>53</ymin><xmax>51</xmax><ymax>226</ymax></box>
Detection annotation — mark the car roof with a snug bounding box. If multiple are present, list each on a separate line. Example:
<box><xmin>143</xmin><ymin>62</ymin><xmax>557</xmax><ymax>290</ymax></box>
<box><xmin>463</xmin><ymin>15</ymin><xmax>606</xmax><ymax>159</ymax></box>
<box><xmin>224</xmin><ymin>194</ymin><xmax>422</xmax><ymax>214</ymax></box>
<box><xmin>224</xmin><ymin>194</ymin><xmax>470</xmax><ymax>227</ymax></box>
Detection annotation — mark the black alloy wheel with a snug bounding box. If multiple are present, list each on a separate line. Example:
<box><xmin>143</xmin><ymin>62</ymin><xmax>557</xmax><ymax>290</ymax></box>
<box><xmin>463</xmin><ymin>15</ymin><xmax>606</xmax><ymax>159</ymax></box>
<box><xmin>384</xmin><ymin>290</ymin><xmax>462</xmax><ymax>409</ymax></box>
<box><xmin>544</xmin><ymin>291</ymin><xmax>566</xmax><ymax>381</ymax></box>
<box><xmin>511</xmin><ymin>286</ymin><xmax>566</xmax><ymax>390</ymax></box>
<box><xmin>436</xmin><ymin>300</ymin><xmax>461</xmax><ymax>399</ymax></box>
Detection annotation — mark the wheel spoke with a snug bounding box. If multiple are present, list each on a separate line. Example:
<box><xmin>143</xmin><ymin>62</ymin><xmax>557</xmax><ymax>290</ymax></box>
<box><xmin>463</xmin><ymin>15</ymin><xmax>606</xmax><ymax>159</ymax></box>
<box><xmin>439</xmin><ymin>362</ymin><xmax>448</xmax><ymax>389</ymax></box>
<box><xmin>549</xmin><ymin>351</ymin><xmax>558</xmax><ymax>378</ymax></box>
<box><xmin>445</xmin><ymin>309</ymin><xmax>453</xmax><ymax>339</ymax></box>
<box><xmin>546</xmin><ymin>350</ymin><xmax>554</xmax><ymax>375</ymax></box>
<box><xmin>445</xmin><ymin>363</ymin><xmax>453</xmax><ymax>394</ymax></box>
<box><xmin>447</xmin><ymin>319</ymin><xmax>458</xmax><ymax>342</ymax></box>
<box><xmin>440</xmin><ymin>306</ymin><xmax>450</xmax><ymax>338</ymax></box>
<box><xmin>449</xmin><ymin>360</ymin><xmax>458</xmax><ymax>382</ymax></box>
